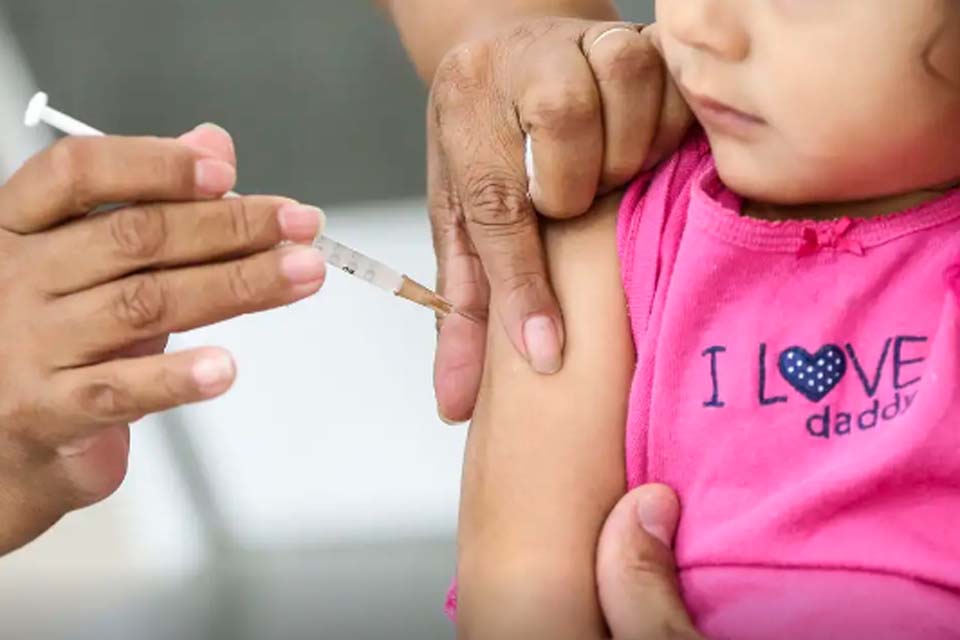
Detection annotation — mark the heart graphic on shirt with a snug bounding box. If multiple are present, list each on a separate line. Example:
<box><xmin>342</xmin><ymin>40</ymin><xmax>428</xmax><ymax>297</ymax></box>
<box><xmin>778</xmin><ymin>345</ymin><xmax>846</xmax><ymax>402</ymax></box>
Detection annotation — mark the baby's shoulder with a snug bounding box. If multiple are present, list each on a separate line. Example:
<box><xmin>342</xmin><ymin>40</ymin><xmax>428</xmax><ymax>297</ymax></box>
<box><xmin>617</xmin><ymin>129</ymin><xmax>711</xmax><ymax>281</ymax></box>
<box><xmin>624</xmin><ymin>127</ymin><xmax>712</xmax><ymax>214</ymax></box>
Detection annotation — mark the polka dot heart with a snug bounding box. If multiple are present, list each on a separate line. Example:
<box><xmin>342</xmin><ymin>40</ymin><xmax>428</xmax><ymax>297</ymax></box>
<box><xmin>778</xmin><ymin>345</ymin><xmax>847</xmax><ymax>402</ymax></box>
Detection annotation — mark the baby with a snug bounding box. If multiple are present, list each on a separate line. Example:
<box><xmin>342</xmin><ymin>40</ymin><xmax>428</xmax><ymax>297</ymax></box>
<box><xmin>453</xmin><ymin>1</ymin><xmax>960</xmax><ymax>638</ymax></box>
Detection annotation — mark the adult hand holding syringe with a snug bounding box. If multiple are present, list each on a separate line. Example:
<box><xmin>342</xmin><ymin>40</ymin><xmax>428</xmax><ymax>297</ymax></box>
<box><xmin>0</xmin><ymin>108</ymin><xmax>337</xmax><ymax>553</ymax></box>
<box><xmin>24</xmin><ymin>92</ymin><xmax>470</xmax><ymax>319</ymax></box>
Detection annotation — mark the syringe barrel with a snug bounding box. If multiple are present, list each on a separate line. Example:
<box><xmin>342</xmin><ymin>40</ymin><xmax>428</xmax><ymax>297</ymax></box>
<box><xmin>313</xmin><ymin>235</ymin><xmax>404</xmax><ymax>294</ymax></box>
<box><xmin>24</xmin><ymin>92</ymin><xmax>411</xmax><ymax>299</ymax></box>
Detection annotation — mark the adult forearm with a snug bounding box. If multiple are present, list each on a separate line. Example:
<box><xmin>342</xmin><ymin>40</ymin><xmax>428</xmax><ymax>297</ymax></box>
<box><xmin>377</xmin><ymin>0</ymin><xmax>621</xmax><ymax>81</ymax></box>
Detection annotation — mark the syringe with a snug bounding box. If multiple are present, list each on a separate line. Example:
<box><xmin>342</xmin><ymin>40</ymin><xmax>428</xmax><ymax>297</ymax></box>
<box><xmin>23</xmin><ymin>92</ymin><xmax>469</xmax><ymax>320</ymax></box>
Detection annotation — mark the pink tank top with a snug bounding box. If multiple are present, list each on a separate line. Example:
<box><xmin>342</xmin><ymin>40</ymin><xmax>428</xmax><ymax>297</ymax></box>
<box><xmin>619</xmin><ymin>132</ymin><xmax>960</xmax><ymax>638</ymax></box>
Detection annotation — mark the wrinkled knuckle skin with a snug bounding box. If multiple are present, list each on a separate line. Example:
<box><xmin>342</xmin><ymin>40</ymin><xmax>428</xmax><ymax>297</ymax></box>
<box><xmin>500</xmin><ymin>269</ymin><xmax>545</xmax><ymax>297</ymax></box>
<box><xmin>433</xmin><ymin>40</ymin><xmax>493</xmax><ymax>107</ymax></box>
<box><xmin>463</xmin><ymin>172</ymin><xmax>531</xmax><ymax>232</ymax></box>
<box><xmin>74</xmin><ymin>379</ymin><xmax>136</xmax><ymax>422</ymax></box>
<box><xmin>113</xmin><ymin>274</ymin><xmax>168</xmax><ymax>331</ymax></box>
<box><xmin>226</xmin><ymin>197</ymin><xmax>260</xmax><ymax>247</ymax></box>
<box><xmin>47</xmin><ymin>137</ymin><xmax>94</xmax><ymax>211</ymax></box>
<box><xmin>525</xmin><ymin>85</ymin><xmax>599</xmax><ymax>137</ymax></box>
<box><xmin>110</xmin><ymin>205</ymin><xmax>167</xmax><ymax>262</ymax></box>
<box><xmin>226</xmin><ymin>261</ymin><xmax>260</xmax><ymax>306</ymax></box>
<box><xmin>591</xmin><ymin>33</ymin><xmax>661</xmax><ymax>84</ymax></box>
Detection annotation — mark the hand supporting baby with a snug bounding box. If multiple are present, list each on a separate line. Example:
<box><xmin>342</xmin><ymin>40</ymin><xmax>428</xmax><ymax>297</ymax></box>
<box><xmin>597</xmin><ymin>484</ymin><xmax>702</xmax><ymax>640</ymax></box>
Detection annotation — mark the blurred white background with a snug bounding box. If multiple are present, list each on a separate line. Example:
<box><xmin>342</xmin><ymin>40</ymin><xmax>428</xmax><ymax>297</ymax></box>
<box><xmin>0</xmin><ymin>1</ymin><xmax>653</xmax><ymax>638</ymax></box>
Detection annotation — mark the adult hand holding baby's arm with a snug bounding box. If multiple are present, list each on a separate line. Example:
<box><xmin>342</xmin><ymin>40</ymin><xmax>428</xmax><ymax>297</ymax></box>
<box><xmin>383</xmin><ymin>1</ymin><xmax>693</xmax><ymax>421</ymax></box>
<box><xmin>0</xmin><ymin>125</ymin><xmax>325</xmax><ymax>554</ymax></box>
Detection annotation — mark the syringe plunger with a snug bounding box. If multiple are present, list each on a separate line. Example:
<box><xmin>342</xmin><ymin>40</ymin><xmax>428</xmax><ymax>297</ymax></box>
<box><xmin>22</xmin><ymin>91</ymin><xmax>471</xmax><ymax>320</ymax></box>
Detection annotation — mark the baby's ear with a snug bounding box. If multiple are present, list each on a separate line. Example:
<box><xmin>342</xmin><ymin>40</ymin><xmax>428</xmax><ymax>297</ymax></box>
<box><xmin>924</xmin><ymin>10</ymin><xmax>960</xmax><ymax>87</ymax></box>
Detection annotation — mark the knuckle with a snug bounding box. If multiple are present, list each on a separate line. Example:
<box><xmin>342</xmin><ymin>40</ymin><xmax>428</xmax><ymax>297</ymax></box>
<box><xmin>226</xmin><ymin>261</ymin><xmax>260</xmax><ymax>306</ymax></box>
<box><xmin>463</xmin><ymin>172</ymin><xmax>532</xmax><ymax>231</ymax></box>
<box><xmin>524</xmin><ymin>84</ymin><xmax>599</xmax><ymax>136</ymax></box>
<box><xmin>157</xmin><ymin>364</ymin><xmax>185</xmax><ymax>404</ymax></box>
<box><xmin>500</xmin><ymin>268</ymin><xmax>545</xmax><ymax>296</ymax></box>
<box><xmin>604</xmin><ymin>158</ymin><xmax>643</xmax><ymax>187</ymax></box>
<box><xmin>225</xmin><ymin>197</ymin><xmax>258</xmax><ymax>246</ymax></box>
<box><xmin>109</xmin><ymin>205</ymin><xmax>168</xmax><ymax>261</ymax></box>
<box><xmin>73</xmin><ymin>379</ymin><xmax>135</xmax><ymax>421</ymax></box>
<box><xmin>427</xmin><ymin>181</ymin><xmax>461</xmax><ymax>229</ymax></box>
<box><xmin>433</xmin><ymin>40</ymin><xmax>493</xmax><ymax>104</ymax></box>
<box><xmin>47</xmin><ymin>137</ymin><xmax>92</xmax><ymax>209</ymax></box>
<box><xmin>113</xmin><ymin>274</ymin><xmax>169</xmax><ymax>331</ymax></box>
<box><xmin>622</xmin><ymin>546</ymin><xmax>681</xmax><ymax>586</ymax></box>
<box><xmin>591</xmin><ymin>33</ymin><xmax>661</xmax><ymax>83</ymax></box>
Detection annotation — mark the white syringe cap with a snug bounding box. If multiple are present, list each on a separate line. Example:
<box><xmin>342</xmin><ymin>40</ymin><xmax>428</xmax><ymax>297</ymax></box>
<box><xmin>24</xmin><ymin>91</ymin><xmax>49</xmax><ymax>128</ymax></box>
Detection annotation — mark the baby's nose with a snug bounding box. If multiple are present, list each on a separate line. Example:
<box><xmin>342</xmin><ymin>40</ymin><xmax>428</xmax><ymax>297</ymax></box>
<box><xmin>662</xmin><ymin>0</ymin><xmax>750</xmax><ymax>63</ymax></box>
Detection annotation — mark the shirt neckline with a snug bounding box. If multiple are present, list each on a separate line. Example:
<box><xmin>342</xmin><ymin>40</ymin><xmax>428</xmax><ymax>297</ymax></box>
<box><xmin>687</xmin><ymin>158</ymin><xmax>960</xmax><ymax>254</ymax></box>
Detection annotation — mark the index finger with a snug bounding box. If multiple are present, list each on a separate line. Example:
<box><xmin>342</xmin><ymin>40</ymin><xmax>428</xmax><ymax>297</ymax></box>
<box><xmin>431</xmin><ymin>47</ymin><xmax>565</xmax><ymax>375</ymax></box>
<box><xmin>0</xmin><ymin>135</ymin><xmax>236</xmax><ymax>234</ymax></box>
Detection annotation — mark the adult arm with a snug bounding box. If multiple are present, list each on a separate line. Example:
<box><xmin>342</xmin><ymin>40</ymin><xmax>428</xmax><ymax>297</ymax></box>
<box><xmin>377</xmin><ymin>0</ymin><xmax>620</xmax><ymax>81</ymax></box>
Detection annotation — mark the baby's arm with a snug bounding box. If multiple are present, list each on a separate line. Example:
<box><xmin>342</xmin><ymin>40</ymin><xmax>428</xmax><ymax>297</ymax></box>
<box><xmin>456</xmin><ymin>193</ymin><xmax>634</xmax><ymax>639</ymax></box>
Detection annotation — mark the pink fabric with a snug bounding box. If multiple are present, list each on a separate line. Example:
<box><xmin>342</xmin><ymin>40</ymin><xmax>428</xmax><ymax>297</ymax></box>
<box><xmin>618</xmin><ymin>131</ymin><xmax>960</xmax><ymax>638</ymax></box>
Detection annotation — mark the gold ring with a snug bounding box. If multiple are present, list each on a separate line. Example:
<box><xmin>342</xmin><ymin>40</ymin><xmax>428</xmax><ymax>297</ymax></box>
<box><xmin>586</xmin><ymin>26</ymin><xmax>641</xmax><ymax>57</ymax></box>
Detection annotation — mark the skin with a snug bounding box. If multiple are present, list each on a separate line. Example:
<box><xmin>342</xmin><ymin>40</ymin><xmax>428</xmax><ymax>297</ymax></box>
<box><xmin>379</xmin><ymin>0</ymin><xmax>694</xmax><ymax>421</ymax></box>
<box><xmin>596</xmin><ymin>484</ymin><xmax>702</xmax><ymax>640</ymax></box>
<box><xmin>456</xmin><ymin>195</ymin><xmax>632</xmax><ymax>639</ymax></box>
<box><xmin>377</xmin><ymin>0</ymin><xmax>622</xmax><ymax>82</ymax></box>
<box><xmin>0</xmin><ymin>125</ymin><xmax>326</xmax><ymax>554</ymax></box>
<box><xmin>458</xmin><ymin>1</ymin><xmax>960</xmax><ymax>637</ymax></box>
<box><xmin>656</xmin><ymin>0</ymin><xmax>960</xmax><ymax>215</ymax></box>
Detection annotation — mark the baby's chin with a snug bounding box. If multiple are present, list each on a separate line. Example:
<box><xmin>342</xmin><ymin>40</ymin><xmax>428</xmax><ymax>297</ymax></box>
<box><xmin>714</xmin><ymin>160</ymin><xmax>825</xmax><ymax>206</ymax></box>
<box><xmin>712</xmin><ymin>145</ymin><xmax>879</xmax><ymax>207</ymax></box>
<box><xmin>711</xmin><ymin>138</ymin><xmax>960</xmax><ymax>208</ymax></box>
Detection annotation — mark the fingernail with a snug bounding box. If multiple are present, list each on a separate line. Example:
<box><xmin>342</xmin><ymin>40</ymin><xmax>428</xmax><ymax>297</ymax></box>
<box><xmin>438</xmin><ymin>406</ymin><xmax>466</xmax><ymax>426</ymax></box>
<box><xmin>278</xmin><ymin>204</ymin><xmax>325</xmax><ymax>242</ymax></box>
<box><xmin>192</xmin><ymin>352</ymin><xmax>235</xmax><ymax>394</ymax></box>
<box><xmin>636</xmin><ymin>491</ymin><xmax>676</xmax><ymax>548</ymax></box>
<box><xmin>195</xmin><ymin>122</ymin><xmax>235</xmax><ymax>155</ymax></box>
<box><xmin>195</xmin><ymin>158</ymin><xmax>237</xmax><ymax>196</ymax></box>
<box><xmin>57</xmin><ymin>434</ymin><xmax>100</xmax><ymax>458</ymax></box>
<box><xmin>280</xmin><ymin>246</ymin><xmax>326</xmax><ymax>284</ymax></box>
<box><xmin>178</xmin><ymin>123</ymin><xmax>233</xmax><ymax>157</ymax></box>
<box><xmin>522</xmin><ymin>315</ymin><xmax>562</xmax><ymax>375</ymax></box>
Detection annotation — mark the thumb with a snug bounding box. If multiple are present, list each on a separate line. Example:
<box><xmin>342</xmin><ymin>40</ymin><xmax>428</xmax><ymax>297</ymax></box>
<box><xmin>596</xmin><ymin>484</ymin><xmax>702</xmax><ymax>640</ymax></box>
